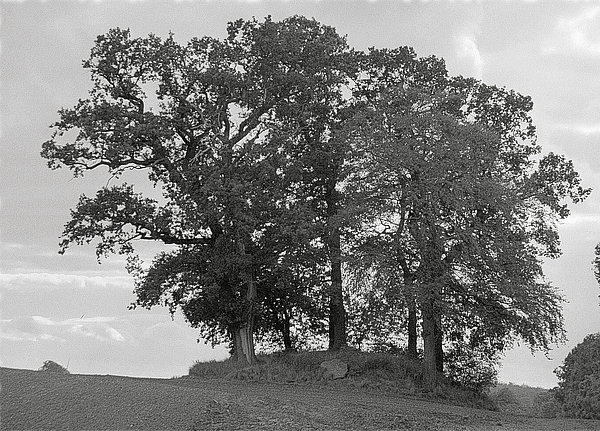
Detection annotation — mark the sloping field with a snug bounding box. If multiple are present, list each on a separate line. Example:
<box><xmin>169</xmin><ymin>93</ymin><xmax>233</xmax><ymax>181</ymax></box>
<box><xmin>2</xmin><ymin>367</ymin><xmax>600</xmax><ymax>431</ymax></box>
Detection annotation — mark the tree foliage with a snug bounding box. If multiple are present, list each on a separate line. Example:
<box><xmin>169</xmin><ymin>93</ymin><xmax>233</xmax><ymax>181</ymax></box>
<box><xmin>43</xmin><ymin>16</ymin><xmax>589</xmax><ymax>387</ymax></box>
<box><xmin>593</xmin><ymin>243</ymin><xmax>600</xmax><ymax>287</ymax></box>
<box><xmin>346</xmin><ymin>48</ymin><xmax>589</xmax><ymax>388</ymax></box>
<box><xmin>554</xmin><ymin>332</ymin><xmax>600</xmax><ymax>419</ymax></box>
<box><xmin>42</xmin><ymin>17</ymin><xmax>352</xmax><ymax>363</ymax></box>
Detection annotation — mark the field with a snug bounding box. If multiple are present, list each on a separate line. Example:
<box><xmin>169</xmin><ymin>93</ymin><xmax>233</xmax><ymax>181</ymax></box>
<box><xmin>3</xmin><ymin>366</ymin><xmax>600</xmax><ymax>430</ymax></box>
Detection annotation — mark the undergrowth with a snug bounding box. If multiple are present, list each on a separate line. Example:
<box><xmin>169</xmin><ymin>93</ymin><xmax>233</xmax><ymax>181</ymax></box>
<box><xmin>38</xmin><ymin>360</ymin><xmax>70</xmax><ymax>374</ymax></box>
<box><xmin>489</xmin><ymin>383</ymin><xmax>563</xmax><ymax>418</ymax></box>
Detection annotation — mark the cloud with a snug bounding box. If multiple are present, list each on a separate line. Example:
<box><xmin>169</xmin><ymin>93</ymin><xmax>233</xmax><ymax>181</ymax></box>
<box><xmin>0</xmin><ymin>315</ymin><xmax>126</xmax><ymax>343</ymax></box>
<box><xmin>444</xmin><ymin>3</ymin><xmax>484</xmax><ymax>80</ymax></box>
<box><xmin>1</xmin><ymin>316</ymin><xmax>67</xmax><ymax>342</ymax></box>
<box><xmin>64</xmin><ymin>316</ymin><xmax>127</xmax><ymax>343</ymax></box>
<box><xmin>0</xmin><ymin>272</ymin><xmax>133</xmax><ymax>291</ymax></box>
<box><xmin>551</xmin><ymin>123</ymin><xmax>600</xmax><ymax>136</ymax></box>
<box><xmin>454</xmin><ymin>30</ymin><xmax>484</xmax><ymax>79</ymax></box>
<box><xmin>561</xmin><ymin>213</ymin><xmax>600</xmax><ymax>228</ymax></box>
<box><xmin>106</xmin><ymin>327</ymin><xmax>126</xmax><ymax>342</ymax></box>
<box><xmin>141</xmin><ymin>321</ymin><xmax>196</xmax><ymax>345</ymax></box>
<box><xmin>1</xmin><ymin>242</ymin><xmax>29</xmax><ymax>251</ymax></box>
<box><xmin>68</xmin><ymin>323</ymin><xmax>125</xmax><ymax>342</ymax></box>
<box><xmin>545</xmin><ymin>6</ymin><xmax>600</xmax><ymax>57</ymax></box>
<box><xmin>32</xmin><ymin>316</ymin><xmax>55</xmax><ymax>326</ymax></box>
<box><xmin>559</xmin><ymin>6</ymin><xmax>600</xmax><ymax>55</ymax></box>
<box><xmin>0</xmin><ymin>329</ymin><xmax>66</xmax><ymax>343</ymax></box>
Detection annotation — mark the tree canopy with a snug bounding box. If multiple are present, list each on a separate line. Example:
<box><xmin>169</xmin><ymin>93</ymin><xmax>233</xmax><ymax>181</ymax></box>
<box><xmin>554</xmin><ymin>332</ymin><xmax>600</xmax><ymax>419</ymax></box>
<box><xmin>43</xmin><ymin>16</ymin><xmax>589</xmax><ymax>386</ymax></box>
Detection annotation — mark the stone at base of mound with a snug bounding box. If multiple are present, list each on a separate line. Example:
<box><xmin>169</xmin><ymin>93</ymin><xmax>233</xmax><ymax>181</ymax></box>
<box><xmin>320</xmin><ymin>359</ymin><xmax>348</xmax><ymax>379</ymax></box>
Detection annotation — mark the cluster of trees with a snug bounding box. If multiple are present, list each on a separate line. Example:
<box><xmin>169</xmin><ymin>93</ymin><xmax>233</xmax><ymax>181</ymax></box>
<box><xmin>553</xmin><ymin>249</ymin><xmax>600</xmax><ymax>418</ymax></box>
<box><xmin>42</xmin><ymin>16</ymin><xmax>589</xmax><ymax>389</ymax></box>
<box><xmin>554</xmin><ymin>332</ymin><xmax>600</xmax><ymax>419</ymax></box>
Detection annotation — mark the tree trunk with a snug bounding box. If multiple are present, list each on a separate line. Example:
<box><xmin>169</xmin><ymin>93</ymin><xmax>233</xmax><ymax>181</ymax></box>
<box><xmin>328</xmin><ymin>226</ymin><xmax>347</xmax><ymax>350</ymax></box>
<box><xmin>282</xmin><ymin>310</ymin><xmax>294</xmax><ymax>351</ymax></box>
<box><xmin>398</xmin><ymin>258</ymin><xmax>418</xmax><ymax>358</ymax></box>
<box><xmin>421</xmin><ymin>296</ymin><xmax>438</xmax><ymax>390</ymax></box>
<box><xmin>325</xmin><ymin>182</ymin><xmax>347</xmax><ymax>351</ymax></box>
<box><xmin>231</xmin><ymin>238</ymin><xmax>257</xmax><ymax>365</ymax></box>
<box><xmin>435</xmin><ymin>317</ymin><xmax>444</xmax><ymax>373</ymax></box>
<box><xmin>232</xmin><ymin>323</ymin><xmax>256</xmax><ymax>364</ymax></box>
<box><xmin>407</xmin><ymin>300</ymin><xmax>418</xmax><ymax>358</ymax></box>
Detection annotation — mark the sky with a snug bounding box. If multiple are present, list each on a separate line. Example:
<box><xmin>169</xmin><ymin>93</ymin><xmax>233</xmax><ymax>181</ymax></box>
<box><xmin>1</xmin><ymin>1</ymin><xmax>599</xmax><ymax>388</ymax></box>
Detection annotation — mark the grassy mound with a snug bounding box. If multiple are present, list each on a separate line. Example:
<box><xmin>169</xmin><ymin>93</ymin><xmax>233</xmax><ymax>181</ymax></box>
<box><xmin>189</xmin><ymin>349</ymin><xmax>494</xmax><ymax>409</ymax></box>
<box><xmin>189</xmin><ymin>349</ymin><xmax>420</xmax><ymax>387</ymax></box>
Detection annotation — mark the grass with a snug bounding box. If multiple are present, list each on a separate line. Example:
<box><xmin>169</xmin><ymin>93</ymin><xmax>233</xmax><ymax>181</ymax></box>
<box><xmin>188</xmin><ymin>349</ymin><xmax>494</xmax><ymax>409</ymax></box>
<box><xmin>189</xmin><ymin>349</ymin><xmax>421</xmax><ymax>387</ymax></box>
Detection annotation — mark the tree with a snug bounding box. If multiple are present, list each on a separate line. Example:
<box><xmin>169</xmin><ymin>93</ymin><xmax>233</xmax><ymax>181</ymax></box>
<box><xmin>42</xmin><ymin>17</ymin><xmax>351</xmax><ymax>364</ymax></box>
<box><xmin>42</xmin><ymin>17</ymin><xmax>590</xmax><ymax>386</ymax></box>
<box><xmin>554</xmin><ymin>332</ymin><xmax>600</xmax><ymax>419</ymax></box>
<box><xmin>344</xmin><ymin>253</ymin><xmax>409</xmax><ymax>352</ymax></box>
<box><xmin>348</xmin><ymin>49</ymin><xmax>590</xmax><ymax>389</ymax></box>
<box><xmin>266</xmin><ymin>52</ymin><xmax>360</xmax><ymax>351</ymax></box>
<box><xmin>254</xmin><ymin>217</ymin><xmax>329</xmax><ymax>351</ymax></box>
<box><xmin>346</xmin><ymin>47</ymin><xmax>452</xmax><ymax>360</ymax></box>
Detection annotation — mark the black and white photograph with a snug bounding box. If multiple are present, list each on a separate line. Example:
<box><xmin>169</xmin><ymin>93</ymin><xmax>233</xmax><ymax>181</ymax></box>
<box><xmin>2</xmin><ymin>1</ymin><xmax>600</xmax><ymax>429</ymax></box>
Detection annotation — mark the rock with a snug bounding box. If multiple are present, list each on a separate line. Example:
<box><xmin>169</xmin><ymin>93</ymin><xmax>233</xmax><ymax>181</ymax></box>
<box><xmin>320</xmin><ymin>358</ymin><xmax>348</xmax><ymax>380</ymax></box>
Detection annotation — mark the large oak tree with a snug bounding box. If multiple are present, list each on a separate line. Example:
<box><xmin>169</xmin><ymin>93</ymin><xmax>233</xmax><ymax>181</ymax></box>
<box><xmin>42</xmin><ymin>17</ymin><xmax>352</xmax><ymax>363</ymax></box>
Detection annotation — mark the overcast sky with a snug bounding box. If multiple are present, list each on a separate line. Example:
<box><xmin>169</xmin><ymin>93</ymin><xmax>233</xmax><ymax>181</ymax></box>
<box><xmin>1</xmin><ymin>1</ymin><xmax>599</xmax><ymax>388</ymax></box>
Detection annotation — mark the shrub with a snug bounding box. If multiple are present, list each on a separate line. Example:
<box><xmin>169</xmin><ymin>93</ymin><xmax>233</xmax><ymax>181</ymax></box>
<box><xmin>39</xmin><ymin>360</ymin><xmax>70</xmax><ymax>374</ymax></box>
<box><xmin>490</xmin><ymin>387</ymin><xmax>520</xmax><ymax>412</ymax></box>
<box><xmin>554</xmin><ymin>332</ymin><xmax>600</xmax><ymax>419</ymax></box>
<box><xmin>531</xmin><ymin>390</ymin><xmax>562</xmax><ymax>418</ymax></box>
<box><xmin>188</xmin><ymin>358</ymin><xmax>246</xmax><ymax>378</ymax></box>
<box><xmin>444</xmin><ymin>346</ymin><xmax>498</xmax><ymax>393</ymax></box>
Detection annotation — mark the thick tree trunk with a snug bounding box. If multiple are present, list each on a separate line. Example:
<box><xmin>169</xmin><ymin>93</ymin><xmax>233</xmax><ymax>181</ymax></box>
<box><xmin>232</xmin><ymin>322</ymin><xmax>256</xmax><ymax>365</ymax></box>
<box><xmin>231</xmin><ymin>238</ymin><xmax>257</xmax><ymax>365</ymax></box>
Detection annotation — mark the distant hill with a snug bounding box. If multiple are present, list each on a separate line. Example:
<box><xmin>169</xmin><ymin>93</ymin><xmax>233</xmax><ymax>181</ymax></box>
<box><xmin>490</xmin><ymin>382</ymin><xmax>562</xmax><ymax>418</ymax></box>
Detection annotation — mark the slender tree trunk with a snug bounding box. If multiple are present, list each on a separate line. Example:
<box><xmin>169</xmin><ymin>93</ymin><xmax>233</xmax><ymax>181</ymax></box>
<box><xmin>435</xmin><ymin>317</ymin><xmax>444</xmax><ymax>373</ymax></box>
<box><xmin>282</xmin><ymin>310</ymin><xmax>294</xmax><ymax>351</ymax></box>
<box><xmin>421</xmin><ymin>295</ymin><xmax>438</xmax><ymax>390</ymax></box>
<box><xmin>325</xmin><ymin>181</ymin><xmax>347</xmax><ymax>351</ymax></box>
<box><xmin>399</xmin><ymin>263</ymin><xmax>418</xmax><ymax>359</ymax></box>
<box><xmin>407</xmin><ymin>299</ymin><xmax>418</xmax><ymax>358</ymax></box>
<box><xmin>328</xmin><ymin>226</ymin><xmax>347</xmax><ymax>350</ymax></box>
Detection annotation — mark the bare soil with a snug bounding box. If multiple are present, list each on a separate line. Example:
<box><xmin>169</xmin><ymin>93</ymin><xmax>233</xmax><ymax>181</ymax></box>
<box><xmin>2</xmin><ymin>367</ymin><xmax>600</xmax><ymax>430</ymax></box>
